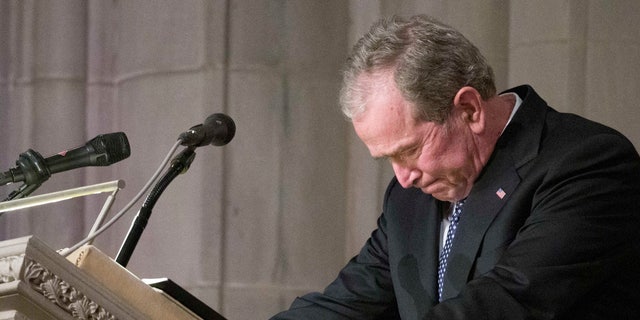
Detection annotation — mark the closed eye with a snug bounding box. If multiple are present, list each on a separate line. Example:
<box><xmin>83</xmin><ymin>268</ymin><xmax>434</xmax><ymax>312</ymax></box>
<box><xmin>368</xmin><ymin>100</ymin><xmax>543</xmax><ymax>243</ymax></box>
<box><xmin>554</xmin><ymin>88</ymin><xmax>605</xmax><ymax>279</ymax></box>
<box><xmin>388</xmin><ymin>145</ymin><xmax>421</xmax><ymax>163</ymax></box>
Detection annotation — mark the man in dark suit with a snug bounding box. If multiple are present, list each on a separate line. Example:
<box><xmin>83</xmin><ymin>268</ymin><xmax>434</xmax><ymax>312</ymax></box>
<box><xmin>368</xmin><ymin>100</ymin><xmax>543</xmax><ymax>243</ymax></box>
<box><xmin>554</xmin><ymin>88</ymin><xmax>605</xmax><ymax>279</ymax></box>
<box><xmin>272</xmin><ymin>15</ymin><xmax>640</xmax><ymax>319</ymax></box>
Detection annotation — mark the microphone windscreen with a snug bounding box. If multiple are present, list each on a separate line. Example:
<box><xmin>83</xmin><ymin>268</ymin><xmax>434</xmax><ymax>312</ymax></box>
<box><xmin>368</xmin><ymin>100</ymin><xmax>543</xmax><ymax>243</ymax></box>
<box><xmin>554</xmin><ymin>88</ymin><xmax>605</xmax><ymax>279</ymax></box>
<box><xmin>88</xmin><ymin>132</ymin><xmax>131</xmax><ymax>165</ymax></box>
<box><xmin>206</xmin><ymin>113</ymin><xmax>236</xmax><ymax>146</ymax></box>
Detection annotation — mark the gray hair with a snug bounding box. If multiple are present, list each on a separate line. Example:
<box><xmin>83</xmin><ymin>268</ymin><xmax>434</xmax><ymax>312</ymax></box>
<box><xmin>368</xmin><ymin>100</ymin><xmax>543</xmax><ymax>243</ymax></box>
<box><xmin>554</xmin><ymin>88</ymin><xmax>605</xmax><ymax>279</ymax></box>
<box><xmin>340</xmin><ymin>15</ymin><xmax>496</xmax><ymax>123</ymax></box>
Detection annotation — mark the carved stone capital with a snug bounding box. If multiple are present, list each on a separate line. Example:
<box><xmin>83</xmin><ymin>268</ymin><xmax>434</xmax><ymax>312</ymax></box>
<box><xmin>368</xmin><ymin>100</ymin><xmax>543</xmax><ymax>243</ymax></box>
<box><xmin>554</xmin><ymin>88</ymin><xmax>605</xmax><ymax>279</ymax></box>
<box><xmin>22</xmin><ymin>257</ymin><xmax>117</xmax><ymax>320</ymax></box>
<box><xmin>0</xmin><ymin>254</ymin><xmax>24</xmax><ymax>284</ymax></box>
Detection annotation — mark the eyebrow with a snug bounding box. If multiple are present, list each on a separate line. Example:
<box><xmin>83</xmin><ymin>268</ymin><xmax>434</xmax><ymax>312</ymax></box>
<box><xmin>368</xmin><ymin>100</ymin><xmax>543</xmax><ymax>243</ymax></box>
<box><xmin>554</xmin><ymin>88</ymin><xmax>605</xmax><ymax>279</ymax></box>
<box><xmin>372</xmin><ymin>142</ymin><xmax>417</xmax><ymax>161</ymax></box>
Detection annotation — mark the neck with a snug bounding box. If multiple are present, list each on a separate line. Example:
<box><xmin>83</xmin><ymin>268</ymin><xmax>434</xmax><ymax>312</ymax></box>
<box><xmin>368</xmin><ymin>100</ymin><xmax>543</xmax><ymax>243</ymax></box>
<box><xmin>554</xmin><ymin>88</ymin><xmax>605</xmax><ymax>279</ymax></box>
<box><xmin>489</xmin><ymin>94</ymin><xmax>516</xmax><ymax>138</ymax></box>
<box><xmin>475</xmin><ymin>94</ymin><xmax>516</xmax><ymax>165</ymax></box>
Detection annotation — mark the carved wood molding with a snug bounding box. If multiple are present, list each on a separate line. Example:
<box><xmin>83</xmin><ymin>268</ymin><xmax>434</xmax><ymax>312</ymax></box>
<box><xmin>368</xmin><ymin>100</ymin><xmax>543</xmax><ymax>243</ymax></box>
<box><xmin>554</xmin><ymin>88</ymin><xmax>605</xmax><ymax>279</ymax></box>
<box><xmin>22</xmin><ymin>257</ymin><xmax>117</xmax><ymax>320</ymax></box>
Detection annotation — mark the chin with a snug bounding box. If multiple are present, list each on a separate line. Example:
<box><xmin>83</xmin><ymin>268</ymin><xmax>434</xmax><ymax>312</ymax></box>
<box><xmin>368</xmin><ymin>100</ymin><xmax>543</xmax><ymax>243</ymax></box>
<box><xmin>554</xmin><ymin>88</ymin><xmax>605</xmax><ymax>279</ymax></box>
<box><xmin>424</xmin><ymin>189</ymin><xmax>456</xmax><ymax>202</ymax></box>
<box><xmin>423</xmin><ymin>183</ymin><xmax>468</xmax><ymax>202</ymax></box>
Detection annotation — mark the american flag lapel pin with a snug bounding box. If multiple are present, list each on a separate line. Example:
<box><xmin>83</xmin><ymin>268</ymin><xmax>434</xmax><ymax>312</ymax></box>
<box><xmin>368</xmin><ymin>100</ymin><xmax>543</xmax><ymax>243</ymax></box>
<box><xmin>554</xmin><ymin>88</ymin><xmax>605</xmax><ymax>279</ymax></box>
<box><xmin>496</xmin><ymin>188</ymin><xmax>506</xmax><ymax>199</ymax></box>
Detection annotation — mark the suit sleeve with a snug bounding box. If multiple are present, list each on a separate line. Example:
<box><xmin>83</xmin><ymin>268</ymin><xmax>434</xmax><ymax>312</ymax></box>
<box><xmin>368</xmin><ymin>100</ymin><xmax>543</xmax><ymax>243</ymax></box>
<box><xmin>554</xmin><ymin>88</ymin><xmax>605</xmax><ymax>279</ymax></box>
<box><xmin>270</xmin><ymin>186</ymin><xmax>399</xmax><ymax>319</ymax></box>
<box><xmin>427</xmin><ymin>131</ymin><xmax>640</xmax><ymax>319</ymax></box>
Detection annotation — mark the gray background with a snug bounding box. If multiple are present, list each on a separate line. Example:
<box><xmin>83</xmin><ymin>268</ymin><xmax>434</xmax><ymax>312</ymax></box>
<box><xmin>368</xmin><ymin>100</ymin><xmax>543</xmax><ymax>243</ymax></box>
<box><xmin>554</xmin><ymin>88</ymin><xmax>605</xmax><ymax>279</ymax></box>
<box><xmin>1</xmin><ymin>1</ymin><xmax>639</xmax><ymax>319</ymax></box>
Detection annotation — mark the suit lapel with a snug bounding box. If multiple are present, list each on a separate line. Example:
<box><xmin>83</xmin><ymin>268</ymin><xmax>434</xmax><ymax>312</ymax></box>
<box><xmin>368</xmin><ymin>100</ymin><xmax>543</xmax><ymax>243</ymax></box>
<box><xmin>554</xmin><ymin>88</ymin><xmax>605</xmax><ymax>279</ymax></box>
<box><xmin>440</xmin><ymin>85</ymin><xmax>548</xmax><ymax>300</ymax></box>
<box><xmin>441</xmin><ymin>153</ymin><xmax>521</xmax><ymax>300</ymax></box>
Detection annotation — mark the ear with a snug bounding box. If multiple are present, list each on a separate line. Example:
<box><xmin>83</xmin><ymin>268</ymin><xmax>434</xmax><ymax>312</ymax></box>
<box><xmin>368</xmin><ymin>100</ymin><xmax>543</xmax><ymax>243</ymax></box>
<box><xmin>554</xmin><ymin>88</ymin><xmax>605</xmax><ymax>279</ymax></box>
<box><xmin>453</xmin><ymin>86</ymin><xmax>484</xmax><ymax>134</ymax></box>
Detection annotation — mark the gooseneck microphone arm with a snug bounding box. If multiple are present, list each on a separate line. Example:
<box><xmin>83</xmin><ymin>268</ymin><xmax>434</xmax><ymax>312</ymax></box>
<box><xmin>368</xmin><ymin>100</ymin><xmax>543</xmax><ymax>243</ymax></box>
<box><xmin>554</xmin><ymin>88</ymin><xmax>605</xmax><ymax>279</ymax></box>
<box><xmin>115</xmin><ymin>147</ymin><xmax>196</xmax><ymax>267</ymax></box>
<box><xmin>115</xmin><ymin>113</ymin><xmax>235</xmax><ymax>268</ymax></box>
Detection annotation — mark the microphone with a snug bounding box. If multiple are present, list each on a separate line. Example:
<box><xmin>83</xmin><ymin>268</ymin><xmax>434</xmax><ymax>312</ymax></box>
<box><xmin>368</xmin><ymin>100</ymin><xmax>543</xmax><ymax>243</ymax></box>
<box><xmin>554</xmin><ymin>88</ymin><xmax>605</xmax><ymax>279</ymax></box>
<box><xmin>116</xmin><ymin>114</ymin><xmax>235</xmax><ymax>267</ymax></box>
<box><xmin>178</xmin><ymin>113</ymin><xmax>236</xmax><ymax>147</ymax></box>
<box><xmin>0</xmin><ymin>132</ymin><xmax>131</xmax><ymax>186</ymax></box>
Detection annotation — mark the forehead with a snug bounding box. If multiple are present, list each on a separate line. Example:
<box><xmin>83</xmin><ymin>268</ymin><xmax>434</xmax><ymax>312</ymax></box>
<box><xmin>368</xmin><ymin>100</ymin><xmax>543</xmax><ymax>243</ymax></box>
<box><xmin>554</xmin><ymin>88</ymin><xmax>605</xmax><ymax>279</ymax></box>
<box><xmin>352</xmin><ymin>72</ymin><xmax>421</xmax><ymax>158</ymax></box>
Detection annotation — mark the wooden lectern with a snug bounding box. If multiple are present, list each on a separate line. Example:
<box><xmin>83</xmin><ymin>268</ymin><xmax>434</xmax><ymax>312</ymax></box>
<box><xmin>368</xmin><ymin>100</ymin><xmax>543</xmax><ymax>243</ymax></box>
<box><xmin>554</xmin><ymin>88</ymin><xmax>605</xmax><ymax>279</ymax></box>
<box><xmin>0</xmin><ymin>236</ymin><xmax>226</xmax><ymax>320</ymax></box>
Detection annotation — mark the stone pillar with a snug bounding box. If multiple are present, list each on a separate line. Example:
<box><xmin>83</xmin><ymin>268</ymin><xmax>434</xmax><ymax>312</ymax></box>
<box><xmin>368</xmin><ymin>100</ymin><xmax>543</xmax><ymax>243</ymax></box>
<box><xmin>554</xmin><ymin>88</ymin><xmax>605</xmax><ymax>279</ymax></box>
<box><xmin>0</xmin><ymin>0</ymin><xmax>87</xmax><ymax>248</ymax></box>
<box><xmin>223</xmin><ymin>1</ymin><xmax>349</xmax><ymax>317</ymax></box>
<box><xmin>508</xmin><ymin>0</ymin><xmax>640</xmax><ymax>147</ymax></box>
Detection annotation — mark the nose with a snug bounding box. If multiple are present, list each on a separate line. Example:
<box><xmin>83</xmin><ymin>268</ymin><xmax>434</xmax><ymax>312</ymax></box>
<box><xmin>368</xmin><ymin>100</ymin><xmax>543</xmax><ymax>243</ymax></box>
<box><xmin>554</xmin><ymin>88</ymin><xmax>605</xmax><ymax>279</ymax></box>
<box><xmin>392</xmin><ymin>162</ymin><xmax>420</xmax><ymax>188</ymax></box>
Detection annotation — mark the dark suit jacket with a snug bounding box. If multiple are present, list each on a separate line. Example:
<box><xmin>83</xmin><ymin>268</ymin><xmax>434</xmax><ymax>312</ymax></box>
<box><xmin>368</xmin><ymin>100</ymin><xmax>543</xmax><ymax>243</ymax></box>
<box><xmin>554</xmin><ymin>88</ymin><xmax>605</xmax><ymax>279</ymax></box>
<box><xmin>272</xmin><ymin>85</ymin><xmax>640</xmax><ymax>319</ymax></box>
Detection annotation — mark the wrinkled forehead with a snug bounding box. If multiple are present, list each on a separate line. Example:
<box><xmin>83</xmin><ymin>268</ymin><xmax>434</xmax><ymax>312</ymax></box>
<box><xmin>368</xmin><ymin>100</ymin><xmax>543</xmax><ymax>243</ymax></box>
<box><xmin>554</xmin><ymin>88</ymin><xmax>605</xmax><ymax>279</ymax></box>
<box><xmin>352</xmin><ymin>72</ymin><xmax>419</xmax><ymax>158</ymax></box>
<box><xmin>352</xmin><ymin>71</ymin><xmax>405</xmax><ymax>120</ymax></box>
<box><xmin>347</xmin><ymin>69</ymin><xmax>398</xmax><ymax>118</ymax></box>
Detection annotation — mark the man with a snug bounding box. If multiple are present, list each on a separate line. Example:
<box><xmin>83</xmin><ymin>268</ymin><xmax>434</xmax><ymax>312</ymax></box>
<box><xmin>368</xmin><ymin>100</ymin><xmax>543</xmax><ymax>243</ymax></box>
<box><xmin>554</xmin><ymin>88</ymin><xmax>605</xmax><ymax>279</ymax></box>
<box><xmin>272</xmin><ymin>15</ymin><xmax>640</xmax><ymax>319</ymax></box>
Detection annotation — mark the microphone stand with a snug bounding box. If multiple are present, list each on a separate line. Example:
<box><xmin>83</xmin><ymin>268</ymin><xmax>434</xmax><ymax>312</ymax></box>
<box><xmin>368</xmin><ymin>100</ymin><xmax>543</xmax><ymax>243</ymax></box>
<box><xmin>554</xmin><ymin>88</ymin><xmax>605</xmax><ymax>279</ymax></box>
<box><xmin>115</xmin><ymin>147</ymin><xmax>196</xmax><ymax>267</ymax></box>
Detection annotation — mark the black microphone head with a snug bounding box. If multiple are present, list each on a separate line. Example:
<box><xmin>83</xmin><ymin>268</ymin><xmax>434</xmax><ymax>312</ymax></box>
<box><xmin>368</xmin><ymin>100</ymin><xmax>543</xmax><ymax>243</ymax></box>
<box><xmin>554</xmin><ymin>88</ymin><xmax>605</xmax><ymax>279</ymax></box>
<box><xmin>179</xmin><ymin>113</ymin><xmax>235</xmax><ymax>147</ymax></box>
<box><xmin>88</xmin><ymin>132</ymin><xmax>131</xmax><ymax>165</ymax></box>
<box><xmin>205</xmin><ymin>113</ymin><xmax>236</xmax><ymax>146</ymax></box>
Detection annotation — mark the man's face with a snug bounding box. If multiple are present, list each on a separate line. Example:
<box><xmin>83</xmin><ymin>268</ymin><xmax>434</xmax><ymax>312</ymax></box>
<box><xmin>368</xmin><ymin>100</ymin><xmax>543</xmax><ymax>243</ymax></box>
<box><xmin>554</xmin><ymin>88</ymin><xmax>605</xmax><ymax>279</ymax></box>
<box><xmin>352</xmin><ymin>73</ymin><xmax>482</xmax><ymax>202</ymax></box>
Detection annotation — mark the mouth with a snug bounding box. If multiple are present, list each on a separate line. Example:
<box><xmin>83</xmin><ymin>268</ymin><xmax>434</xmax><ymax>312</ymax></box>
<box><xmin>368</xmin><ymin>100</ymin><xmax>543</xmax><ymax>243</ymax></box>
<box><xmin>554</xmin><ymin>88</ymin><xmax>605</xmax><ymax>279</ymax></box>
<box><xmin>419</xmin><ymin>179</ymin><xmax>460</xmax><ymax>201</ymax></box>
<box><xmin>418</xmin><ymin>179</ymin><xmax>445</xmax><ymax>194</ymax></box>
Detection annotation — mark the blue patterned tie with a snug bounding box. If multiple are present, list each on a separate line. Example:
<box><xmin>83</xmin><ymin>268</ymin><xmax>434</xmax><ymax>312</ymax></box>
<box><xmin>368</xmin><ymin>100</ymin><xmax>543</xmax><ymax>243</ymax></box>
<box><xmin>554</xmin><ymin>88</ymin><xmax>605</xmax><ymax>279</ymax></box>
<box><xmin>437</xmin><ymin>200</ymin><xmax>465</xmax><ymax>302</ymax></box>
